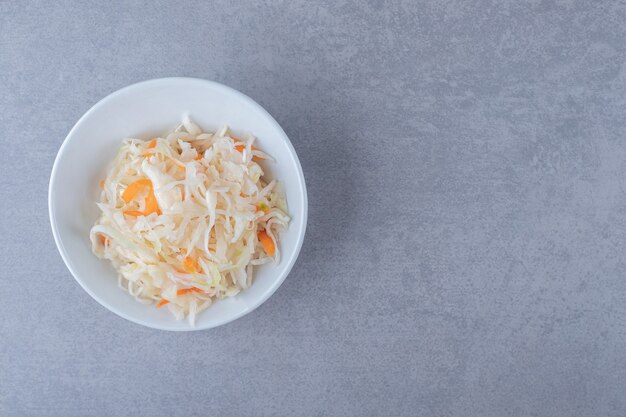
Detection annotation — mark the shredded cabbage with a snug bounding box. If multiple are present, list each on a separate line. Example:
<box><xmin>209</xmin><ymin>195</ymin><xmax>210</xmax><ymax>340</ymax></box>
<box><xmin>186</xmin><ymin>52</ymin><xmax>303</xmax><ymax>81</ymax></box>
<box><xmin>90</xmin><ymin>117</ymin><xmax>290</xmax><ymax>325</ymax></box>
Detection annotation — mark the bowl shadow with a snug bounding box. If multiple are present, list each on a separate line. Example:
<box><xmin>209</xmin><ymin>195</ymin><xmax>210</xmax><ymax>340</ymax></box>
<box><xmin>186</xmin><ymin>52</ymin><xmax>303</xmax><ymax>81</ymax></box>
<box><xmin>234</xmin><ymin>79</ymin><xmax>361</xmax><ymax>288</ymax></box>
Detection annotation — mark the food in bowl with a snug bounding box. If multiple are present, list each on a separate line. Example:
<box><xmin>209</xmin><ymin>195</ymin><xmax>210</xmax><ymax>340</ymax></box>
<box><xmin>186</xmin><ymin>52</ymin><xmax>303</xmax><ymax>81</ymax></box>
<box><xmin>89</xmin><ymin>117</ymin><xmax>289</xmax><ymax>325</ymax></box>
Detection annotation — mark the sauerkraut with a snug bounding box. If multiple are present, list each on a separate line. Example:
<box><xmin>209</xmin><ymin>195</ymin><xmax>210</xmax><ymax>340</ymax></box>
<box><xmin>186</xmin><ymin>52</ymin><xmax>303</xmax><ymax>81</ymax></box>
<box><xmin>90</xmin><ymin>117</ymin><xmax>289</xmax><ymax>325</ymax></box>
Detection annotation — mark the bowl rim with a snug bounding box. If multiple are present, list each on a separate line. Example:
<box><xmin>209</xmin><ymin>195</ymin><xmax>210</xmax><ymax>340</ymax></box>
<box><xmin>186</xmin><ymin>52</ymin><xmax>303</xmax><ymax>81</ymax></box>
<box><xmin>48</xmin><ymin>77</ymin><xmax>308</xmax><ymax>331</ymax></box>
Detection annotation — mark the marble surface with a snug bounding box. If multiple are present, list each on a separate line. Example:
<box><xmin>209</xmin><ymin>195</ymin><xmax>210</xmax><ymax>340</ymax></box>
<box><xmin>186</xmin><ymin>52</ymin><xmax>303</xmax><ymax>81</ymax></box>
<box><xmin>1</xmin><ymin>1</ymin><xmax>626</xmax><ymax>416</ymax></box>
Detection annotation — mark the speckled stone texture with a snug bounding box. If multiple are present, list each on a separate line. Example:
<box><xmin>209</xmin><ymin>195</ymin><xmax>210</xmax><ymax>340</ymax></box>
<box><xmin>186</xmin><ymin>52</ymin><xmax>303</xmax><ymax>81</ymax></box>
<box><xmin>1</xmin><ymin>1</ymin><xmax>626</xmax><ymax>416</ymax></box>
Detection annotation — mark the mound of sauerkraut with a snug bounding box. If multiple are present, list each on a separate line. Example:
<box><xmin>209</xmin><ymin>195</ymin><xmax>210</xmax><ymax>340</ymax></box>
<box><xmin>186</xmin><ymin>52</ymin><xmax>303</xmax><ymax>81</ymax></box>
<box><xmin>90</xmin><ymin>117</ymin><xmax>289</xmax><ymax>325</ymax></box>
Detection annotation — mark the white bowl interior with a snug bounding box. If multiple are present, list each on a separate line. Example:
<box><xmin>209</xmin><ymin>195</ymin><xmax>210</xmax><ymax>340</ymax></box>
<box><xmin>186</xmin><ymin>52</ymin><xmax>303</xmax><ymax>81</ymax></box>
<box><xmin>49</xmin><ymin>78</ymin><xmax>307</xmax><ymax>330</ymax></box>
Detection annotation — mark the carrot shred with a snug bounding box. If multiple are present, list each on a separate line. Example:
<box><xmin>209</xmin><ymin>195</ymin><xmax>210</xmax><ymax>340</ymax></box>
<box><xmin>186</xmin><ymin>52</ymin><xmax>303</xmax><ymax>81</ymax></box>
<box><xmin>144</xmin><ymin>188</ymin><xmax>160</xmax><ymax>215</ymax></box>
<box><xmin>156</xmin><ymin>299</ymin><xmax>169</xmax><ymax>308</ymax></box>
<box><xmin>177</xmin><ymin>287</ymin><xmax>204</xmax><ymax>296</ymax></box>
<box><xmin>234</xmin><ymin>143</ymin><xmax>265</xmax><ymax>161</ymax></box>
<box><xmin>100</xmin><ymin>179</ymin><xmax>105</xmax><ymax>189</ymax></box>
<box><xmin>147</xmin><ymin>139</ymin><xmax>157</xmax><ymax>149</ymax></box>
<box><xmin>258</xmin><ymin>230</ymin><xmax>275</xmax><ymax>257</ymax></box>
<box><xmin>99</xmin><ymin>234</ymin><xmax>110</xmax><ymax>246</ymax></box>
<box><xmin>234</xmin><ymin>144</ymin><xmax>260</xmax><ymax>152</ymax></box>
<box><xmin>121</xmin><ymin>178</ymin><xmax>160</xmax><ymax>216</ymax></box>
<box><xmin>195</xmin><ymin>154</ymin><xmax>202</xmax><ymax>160</ymax></box>
<box><xmin>122</xmin><ymin>179</ymin><xmax>152</xmax><ymax>203</ymax></box>
<box><xmin>182</xmin><ymin>257</ymin><xmax>199</xmax><ymax>274</ymax></box>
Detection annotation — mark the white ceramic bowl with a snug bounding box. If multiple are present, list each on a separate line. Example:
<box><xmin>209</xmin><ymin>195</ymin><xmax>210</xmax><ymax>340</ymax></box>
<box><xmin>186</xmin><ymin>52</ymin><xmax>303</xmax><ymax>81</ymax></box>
<box><xmin>49</xmin><ymin>78</ymin><xmax>307</xmax><ymax>331</ymax></box>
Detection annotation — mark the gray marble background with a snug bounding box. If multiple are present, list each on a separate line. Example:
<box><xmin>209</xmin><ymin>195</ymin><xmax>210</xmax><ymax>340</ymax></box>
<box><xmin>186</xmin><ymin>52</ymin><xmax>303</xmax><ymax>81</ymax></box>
<box><xmin>2</xmin><ymin>1</ymin><xmax>626</xmax><ymax>416</ymax></box>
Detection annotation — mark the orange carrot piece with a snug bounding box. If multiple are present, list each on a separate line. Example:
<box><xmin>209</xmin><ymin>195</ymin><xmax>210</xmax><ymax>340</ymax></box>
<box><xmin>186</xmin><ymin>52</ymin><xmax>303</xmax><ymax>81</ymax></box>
<box><xmin>144</xmin><ymin>188</ymin><xmax>160</xmax><ymax>215</ymax></box>
<box><xmin>147</xmin><ymin>139</ymin><xmax>157</xmax><ymax>149</ymax></box>
<box><xmin>234</xmin><ymin>144</ymin><xmax>260</xmax><ymax>152</ymax></box>
<box><xmin>234</xmin><ymin>143</ymin><xmax>265</xmax><ymax>160</ymax></box>
<box><xmin>122</xmin><ymin>179</ymin><xmax>152</xmax><ymax>203</ymax></box>
<box><xmin>177</xmin><ymin>287</ymin><xmax>204</xmax><ymax>296</ymax></box>
<box><xmin>99</xmin><ymin>234</ymin><xmax>110</xmax><ymax>246</ymax></box>
<box><xmin>258</xmin><ymin>230</ymin><xmax>275</xmax><ymax>257</ymax></box>
<box><xmin>156</xmin><ymin>299</ymin><xmax>169</xmax><ymax>308</ymax></box>
<box><xmin>100</xmin><ymin>179</ymin><xmax>105</xmax><ymax>189</ymax></box>
<box><xmin>182</xmin><ymin>257</ymin><xmax>199</xmax><ymax>274</ymax></box>
<box><xmin>123</xmin><ymin>210</ymin><xmax>144</xmax><ymax>217</ymax></box>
